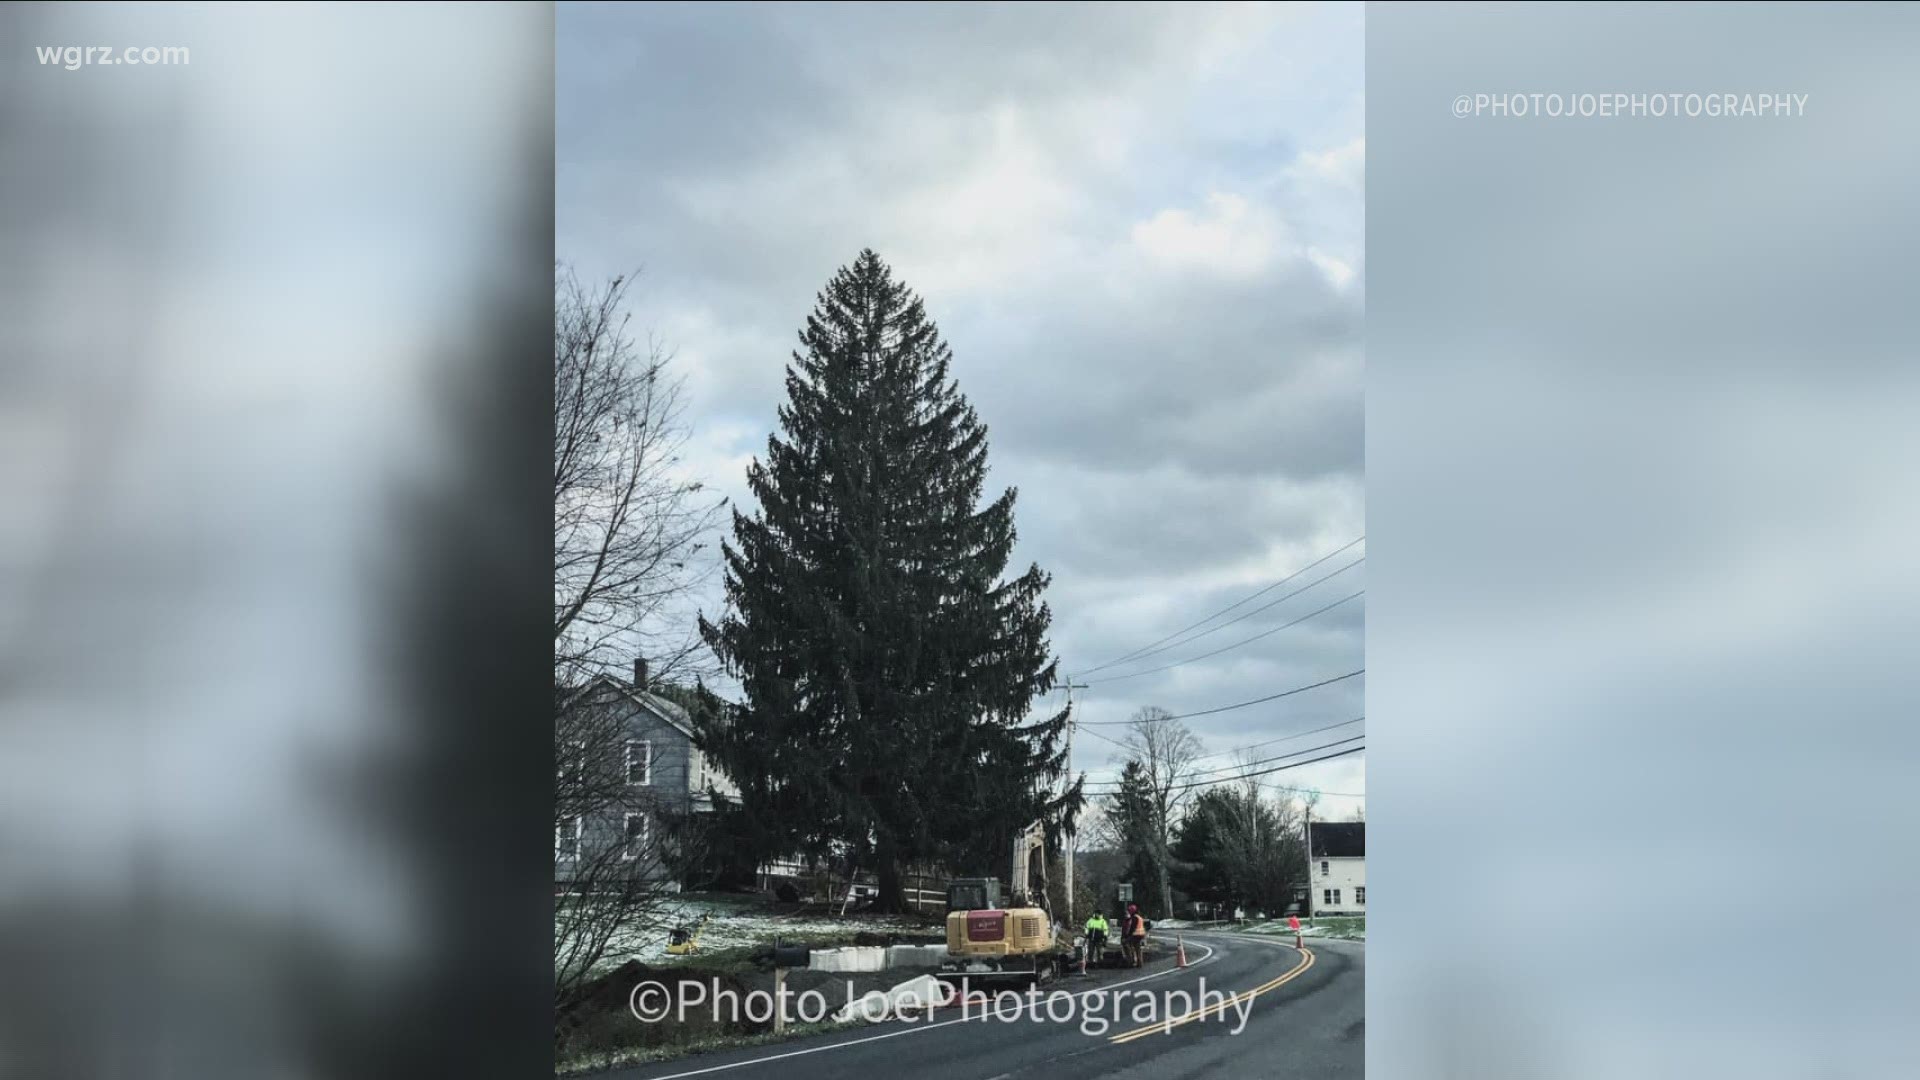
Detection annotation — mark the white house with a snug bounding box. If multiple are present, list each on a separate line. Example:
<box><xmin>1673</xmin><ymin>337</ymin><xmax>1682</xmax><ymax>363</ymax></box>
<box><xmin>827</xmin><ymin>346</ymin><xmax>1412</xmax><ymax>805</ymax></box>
<box><xmin>1307</xmin><ymin>820</ymin><xmax>1365</xmax><ymax>916</ymax></box>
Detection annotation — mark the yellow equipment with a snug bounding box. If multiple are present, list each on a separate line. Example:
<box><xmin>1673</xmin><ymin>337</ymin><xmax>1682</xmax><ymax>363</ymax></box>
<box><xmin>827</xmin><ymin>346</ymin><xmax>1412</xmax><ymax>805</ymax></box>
<box><xmin>665</xmin><ymin>913</ymin><xmax>707</xmax><ymax>956</ymax></box>
<box><xmin>937</xmin><ymin>821</ymin><xmax>1070</xmax><ymax>987</ymax></box>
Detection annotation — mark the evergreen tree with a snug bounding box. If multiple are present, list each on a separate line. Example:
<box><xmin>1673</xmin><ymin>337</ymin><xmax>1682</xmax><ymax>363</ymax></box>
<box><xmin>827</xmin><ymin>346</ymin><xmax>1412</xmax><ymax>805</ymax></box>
<box><xmin>1171</xmin><ymin>787</ymin><xmax>1233</xmax><ymax>908</ymax></box>
<box><xmin>1105</xmin><ymin>759</ymin><xmax>1165</xmax><ymax>917</ymax></box>
<box><xmin>1171</xmin><ymin>784</ymin><xmax>1307</xmax><ymax>917</ymax></box>
<box><xmin>699</xmin><ymin>250</ymin><xmax>1078</xmax><ymax>911</ymax></box>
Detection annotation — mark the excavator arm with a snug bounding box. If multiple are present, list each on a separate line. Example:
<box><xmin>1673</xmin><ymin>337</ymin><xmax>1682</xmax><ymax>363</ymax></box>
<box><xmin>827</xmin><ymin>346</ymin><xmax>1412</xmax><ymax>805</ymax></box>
<box><xmin>1009</xmin><ymin>819</ymin><xmax>1048</xmax><ymax>908</ymax></box>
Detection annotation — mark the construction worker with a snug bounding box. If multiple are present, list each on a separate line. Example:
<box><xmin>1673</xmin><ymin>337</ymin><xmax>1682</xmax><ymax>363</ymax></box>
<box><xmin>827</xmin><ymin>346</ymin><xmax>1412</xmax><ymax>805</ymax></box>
<box><xmin>1122</xmin><ymin>903</ymin><xmax>1148</xmax><ymax>967</ymax></box>
<box><xmin>1083</xmin><ymin>910</ymin><xmax>1109</xmax><ymax>965</ymax></box>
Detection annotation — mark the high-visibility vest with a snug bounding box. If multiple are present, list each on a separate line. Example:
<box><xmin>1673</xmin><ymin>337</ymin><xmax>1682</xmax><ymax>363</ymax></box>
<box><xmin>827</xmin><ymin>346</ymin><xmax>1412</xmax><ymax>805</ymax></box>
<box><xmin>1126</xmin><ymin>914</ymin><xmax>1146</xmax><ymax>937</ymax></box>
<box><xmin>1085</xmin><ymin>916</ymin><xmax>1107</xmax><ymax>933</ymax></box>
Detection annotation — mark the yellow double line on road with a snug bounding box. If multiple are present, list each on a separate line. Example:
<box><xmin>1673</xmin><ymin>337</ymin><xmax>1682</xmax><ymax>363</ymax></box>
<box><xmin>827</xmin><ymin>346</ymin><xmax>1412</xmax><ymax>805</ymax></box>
<box><xmin>1107</xmin><ymin>945</ymin><xmax>1315</xmax><ymax>1045</ymax></box>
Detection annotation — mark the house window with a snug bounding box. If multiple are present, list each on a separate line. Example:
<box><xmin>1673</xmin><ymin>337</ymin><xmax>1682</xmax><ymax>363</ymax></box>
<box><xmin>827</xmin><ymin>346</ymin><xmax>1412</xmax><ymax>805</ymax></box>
<box><xmin>1324</xmin><ymin>888</ymin><xmax>1340</xmax><ymax>906</ymax></box>
<box><xmin>558</xmin><ymin>739</ymin><xmax>586</xmax><ymax>787</ymax></box>
<box><xmin>1356</xmin><ymin>887</ymin><xmax>1366</xmax><ymax>905</ymax></box>
<box><xmin>623</xmin><ymin>813</ymin><xmax>649</xmax><ymax>860</ymax></box>
<box><xmin>626</xmin><ymin>740</ymin><xmax>651</xmax><ymax>786</ymax></box>
<box><xmin>1320</xmin><ymin>860</ymin><xmax>1329</xmax><ymax>877</ymax></box>
<box><xmin>556</xmin><ymin>817</ymin><xmax>581</xmax><ymax>860</ymax></box>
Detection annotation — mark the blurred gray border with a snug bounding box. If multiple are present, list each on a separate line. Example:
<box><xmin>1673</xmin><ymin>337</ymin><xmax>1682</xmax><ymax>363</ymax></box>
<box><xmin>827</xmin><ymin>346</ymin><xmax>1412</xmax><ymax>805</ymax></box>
<box><xmin>1</xmin><ymin>5</ymin><xmax>556</xmax><ymax>1078</ymax></box>
<box><xmin>1368</xmin><ymin>3</ymin><xmax>1920</xmax><ymax>1077</ymax></box>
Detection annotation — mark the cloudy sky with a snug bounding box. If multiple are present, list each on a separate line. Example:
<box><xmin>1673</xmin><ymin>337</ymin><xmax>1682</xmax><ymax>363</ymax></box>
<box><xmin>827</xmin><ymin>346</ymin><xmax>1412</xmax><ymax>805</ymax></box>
<box><xmin>558</xmin><ymin>1</ymin><xmax>1365</xmax><ymax>809</ymax></box>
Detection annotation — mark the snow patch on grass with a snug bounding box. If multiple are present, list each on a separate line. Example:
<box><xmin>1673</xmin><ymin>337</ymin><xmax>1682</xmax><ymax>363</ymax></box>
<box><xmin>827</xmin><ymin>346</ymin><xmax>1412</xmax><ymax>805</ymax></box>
<box><xmin>562</xmin><ymin>896</ymin><xmax>941</xmax><ymax>974</ymax></box>
<box><xmin>1238</xmin><ymin>916</ymin><xmax>1365</xmax><ymax>941</ymax></box>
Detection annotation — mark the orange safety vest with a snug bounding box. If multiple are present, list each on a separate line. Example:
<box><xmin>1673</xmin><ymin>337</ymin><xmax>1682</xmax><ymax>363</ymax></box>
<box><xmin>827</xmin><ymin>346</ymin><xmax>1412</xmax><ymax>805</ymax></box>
<box><xmin>1126</xmin><ymin>914</ymin><xmax>1146</xmax><ymax>938</ymax></box>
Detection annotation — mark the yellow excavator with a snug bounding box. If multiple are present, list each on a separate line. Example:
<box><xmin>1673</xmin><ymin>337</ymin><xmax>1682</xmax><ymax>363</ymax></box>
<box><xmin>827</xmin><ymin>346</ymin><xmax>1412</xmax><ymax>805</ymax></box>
<box><xmin>937</xmin><ymin>820</ymin><xmax>1073</xmax><ymax>988</ymax></box>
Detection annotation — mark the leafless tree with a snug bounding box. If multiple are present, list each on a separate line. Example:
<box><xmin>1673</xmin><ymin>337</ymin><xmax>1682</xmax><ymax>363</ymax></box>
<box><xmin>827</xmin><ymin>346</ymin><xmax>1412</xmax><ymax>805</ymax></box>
<box><xmin>1079</xmin><ymin>800</ymin><xmax>1117</xmax><ymax>852</ymax></box>
<box><xmin>554</xmin><ymin>266</ymin><xmax>722</xmax><ymax>689</ymax></box>
<box><xmin>1121</xmin><ymin>707</ymin><xmax>1202</xmax><ymax>920</ymax></box>
<box><xmin>1224</xmin><ymin>754</ymin><xmax>1271</xmax><ymax>899</ymax></box>
<box><xmin>1298</xmin><ymin>787</ymin><xmax>1323</xmax><ymax>826</ymax></box>
<box><xmin>553</xmin><ymin>266</ymin><xmax>721</xmax><ymax>1007</ymax></box>
<box><xmin>1346</xmin><ymin>803</ymin><xmax>1366</xmax><ymax>823</ymax></box>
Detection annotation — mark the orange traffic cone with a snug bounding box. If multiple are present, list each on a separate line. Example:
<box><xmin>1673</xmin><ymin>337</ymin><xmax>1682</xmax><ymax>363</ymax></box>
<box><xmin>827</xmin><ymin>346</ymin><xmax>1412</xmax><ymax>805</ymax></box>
<box><xmin>1176</xmin><ymin>934</ymin><xmax>1189</xmax><ymax>968</ymax></box>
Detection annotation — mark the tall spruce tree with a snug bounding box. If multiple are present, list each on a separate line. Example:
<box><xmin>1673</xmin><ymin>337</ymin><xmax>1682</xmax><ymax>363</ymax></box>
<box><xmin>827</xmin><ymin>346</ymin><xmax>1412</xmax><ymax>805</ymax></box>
<box><xmin>699</xmin><ymin>250</ymin><xmax>1078</xmax><ymax>912</ymax></box>
<box><xmin>1106</xmin><ymin>759</ymin><xmax>1166</xmax><ymax>916</ymax></box>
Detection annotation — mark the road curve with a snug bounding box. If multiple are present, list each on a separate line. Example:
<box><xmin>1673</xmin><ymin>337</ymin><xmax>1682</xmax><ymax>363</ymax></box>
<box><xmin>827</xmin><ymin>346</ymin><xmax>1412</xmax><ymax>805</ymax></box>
<box><xmin>604</xmin><ymin>931</ymin><xmax>1363</xmax><ymax>1080</ymax></box>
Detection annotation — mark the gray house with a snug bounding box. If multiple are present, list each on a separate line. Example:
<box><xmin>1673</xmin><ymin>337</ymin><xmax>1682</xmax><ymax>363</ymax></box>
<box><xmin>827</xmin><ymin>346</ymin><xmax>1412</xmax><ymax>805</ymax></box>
<box><xmin>555</xmin><ymin>662</ymin><xmax>737</xmax><ymax>889</ymax></box>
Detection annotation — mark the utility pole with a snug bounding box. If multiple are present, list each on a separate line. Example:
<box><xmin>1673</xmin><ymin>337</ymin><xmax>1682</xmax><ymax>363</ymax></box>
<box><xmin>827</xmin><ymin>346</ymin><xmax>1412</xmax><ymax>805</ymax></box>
<box><xmin>1060</xmin><ymin>677</ymin><xmax>1089</xmax><ymax>927</ymax></box>
<box><xmin>1303</xmin><ymin>808</ymin><xmax>1315</xmax><ymax>927</ymax></box>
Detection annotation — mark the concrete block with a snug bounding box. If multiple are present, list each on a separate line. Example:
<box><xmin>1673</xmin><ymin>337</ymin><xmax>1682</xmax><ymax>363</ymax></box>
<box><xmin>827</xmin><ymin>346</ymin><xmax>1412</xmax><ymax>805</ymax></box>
<box><xmin>809</xmin><ymin>945</ymin><xmax>887</xmax><ymax>972</ymax></box>
<box><xmin>885</xmin><ymin>944</ymin><xmax>949</xmax><ymax>969</ymax></box>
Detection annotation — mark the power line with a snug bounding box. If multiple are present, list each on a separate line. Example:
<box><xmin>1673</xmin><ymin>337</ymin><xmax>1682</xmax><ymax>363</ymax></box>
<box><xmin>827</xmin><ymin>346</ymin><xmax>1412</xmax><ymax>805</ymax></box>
<box><xmin>1071</xmin><ymin>536</ymin><xmax>1365</xmax><ymax>677</ymax></box>
<box><xmin>1112</xmin><ymin>555</ymin><xmax>1363</xmax><ymax>676</ymax></box>
<box><xmin>1190</xmin><ymin>715</ymin><xmax>1365</xmax><ymax>763</ymax></box>
<box><xmin>1177</xmin><ymin>734</ymin><xmax>1365</xmax><ymax>783</ymax></box>
<box><xmin>1080</xmin><ymin>771</ymin><xmax>1368</xmax><ymax>800</ymax></box>
<box><xmin>1083</xmin><ymin>590</ymin><xmax>1364</xmax><ymax>686</ymax></box>
<box><xmin>1194</xmin><ymin>744</ymin><xmax>1363</xmax><ymax>791</ymax></box>
<box><xmin>1077</xmin><ymin>724</ymin><xmax>1130</xmax><ymax>750</ymax></box>
<box><xmin>1077</xmin><ymin>716</ymin><xmax>1366</xmax><ymax>787</ymax></box>
<box><xmin>1168</xmin><ymin>670</ymin><xmax>1367</xmax><ymax>723</ymax></box>
<box><xmin>1081</xmin><ymin>733</ymin><xmax>1362</xmax><ymax>790</ymax></box>
<box><xmin>1082</xmin><ymin>734</ymin><xmax>1365</xmax><ymax>792</ymax></box>
<box><xmin>1074</xmin><ymin>720</ymin><xmax>1368</xmax><ymax>798</ymax></box>
<box><xmin>1083</xmin><ymin>743</ymin><xmax>1367</xmax><ymax>797</ymax></box>
<box><xmin>1075</xmin><ymin>555</ymin><xmax>1363</xmax><ymax>677</ymax></box>
<box><xmin>1248</xmin><ymin>783</ymin><xmax>1365</xmax><ymax>799</ymax></box>
<box><xmin>1078</xmin><ymin>668</ymin><xmax>1364</xmax><ymax>725</ymax></box>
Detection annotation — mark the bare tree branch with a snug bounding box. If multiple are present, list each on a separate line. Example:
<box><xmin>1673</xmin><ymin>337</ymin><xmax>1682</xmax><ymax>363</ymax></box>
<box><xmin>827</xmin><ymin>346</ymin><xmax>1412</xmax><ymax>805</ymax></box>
<box><xmin>552</xmin><ymin>264</ymin><xmax>724</xmax><ymax>1007</ymax></box>
<box><xmin>1121</xmin><ymin>707</ymin><xmax>1201</xmax><ymax>919</ymax></box>
<box><xmin>554</xmin><ymin>266</ymin><xmax>723</xmax><ymax>689</ymax></box>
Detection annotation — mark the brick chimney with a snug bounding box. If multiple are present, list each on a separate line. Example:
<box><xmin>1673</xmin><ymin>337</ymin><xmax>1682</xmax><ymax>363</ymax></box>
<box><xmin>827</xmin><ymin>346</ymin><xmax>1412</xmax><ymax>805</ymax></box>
<box><xmin>632</xmin><ymin>657</ymin><xmax>649</xmax><ymax>689</ymax></box>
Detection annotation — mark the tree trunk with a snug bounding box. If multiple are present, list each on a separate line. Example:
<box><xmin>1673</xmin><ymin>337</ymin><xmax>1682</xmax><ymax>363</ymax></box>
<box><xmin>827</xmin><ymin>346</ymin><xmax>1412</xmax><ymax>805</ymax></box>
<box><xmin>876</xmin><ymin>854</ymin><xmax>907</xmax><ymax>914</ymax></box>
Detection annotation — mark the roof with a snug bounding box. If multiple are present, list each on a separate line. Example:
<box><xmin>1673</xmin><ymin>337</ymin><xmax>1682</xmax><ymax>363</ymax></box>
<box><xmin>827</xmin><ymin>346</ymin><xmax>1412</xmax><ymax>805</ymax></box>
<box><xmin>1308</xmin><ymin>821</ymin><xmax>1365</xmax><ymax>858</ymax></box>
<box><xmin>558</xmin><ymin>673</ymin><xmax>697</xmax><ymax>739</ymax></box>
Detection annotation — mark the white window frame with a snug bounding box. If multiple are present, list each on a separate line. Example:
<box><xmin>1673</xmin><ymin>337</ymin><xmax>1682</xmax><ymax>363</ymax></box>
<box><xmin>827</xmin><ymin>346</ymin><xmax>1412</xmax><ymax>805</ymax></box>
<box><xmin>556</xmin><ymin>815</ymin><xmax>582</xmax><ymax>861</ymax></box>
<box><xmin>622</xmin><ymin>812</ymin><xmax>649</xmax><ymax>861</ymax></box>
<box><xmin>559</xmin><ymin>739</ymin><xmax>587</xmax><ymax>786</ymax></box>
<box><xmin>1355</xmin><ymin>886</ymin><xmax>1366</xmax><ymax>905</ymax></box>
<box><xmin>625</xmin><ymin>739</ymin><xmax>652</xmax><ymax>786</ymax></box>
<box><xmin>1320</xmin><ymin>860</ymin><xmax>1329</xmax><ymax>877</ymax></box>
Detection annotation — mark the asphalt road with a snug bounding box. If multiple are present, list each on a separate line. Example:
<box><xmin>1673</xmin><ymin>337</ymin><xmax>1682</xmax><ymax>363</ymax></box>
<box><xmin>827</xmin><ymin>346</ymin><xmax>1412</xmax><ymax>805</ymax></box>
<box><xmin>607</xmin><ymin>931</ymin><xmax>1364</xmax><ymax>1080</ymax></box>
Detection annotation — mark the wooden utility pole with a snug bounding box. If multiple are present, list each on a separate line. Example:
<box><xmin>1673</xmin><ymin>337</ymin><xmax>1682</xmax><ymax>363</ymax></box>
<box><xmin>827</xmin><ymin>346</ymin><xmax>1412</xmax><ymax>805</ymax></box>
<box><xmin>1060</xmin><ymin>678</ymin><xmax>1089</xmax><ymax>927</ymax></box>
